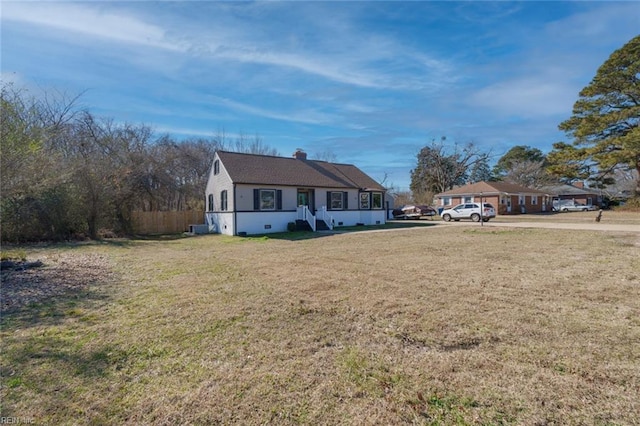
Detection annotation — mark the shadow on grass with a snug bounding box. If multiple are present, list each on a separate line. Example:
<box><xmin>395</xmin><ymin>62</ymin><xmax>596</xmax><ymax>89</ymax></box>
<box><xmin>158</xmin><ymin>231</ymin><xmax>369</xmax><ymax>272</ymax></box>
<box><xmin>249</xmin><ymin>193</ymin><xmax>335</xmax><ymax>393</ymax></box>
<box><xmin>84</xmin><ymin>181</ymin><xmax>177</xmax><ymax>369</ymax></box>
<box><xmin>1</xmin><ymin>234</ymin><xmax>192</xmax><ymax>254</ymax></box>
<box><xmin>1</xmin><ymin>290</ymin><xmax>112</xmax><ymax>329</ymax></box>
<box><xmin>1</xmin><ymin>239</ymin><xmax>137</xmax><ymax>253</ymax></box>
<box><xmin>336</xmin><ymin>221</ymin><xmax>439</xmax><ymax>232</ymax></box>
<box><xmin>245</xmin><ymin>221</ymin><xmax>439</xmax><ymax>241</ymax></box>
<box><xmin>128</xmin><ymin>233</ymin><xmax>192</xmax><ymax>241</ymax></box>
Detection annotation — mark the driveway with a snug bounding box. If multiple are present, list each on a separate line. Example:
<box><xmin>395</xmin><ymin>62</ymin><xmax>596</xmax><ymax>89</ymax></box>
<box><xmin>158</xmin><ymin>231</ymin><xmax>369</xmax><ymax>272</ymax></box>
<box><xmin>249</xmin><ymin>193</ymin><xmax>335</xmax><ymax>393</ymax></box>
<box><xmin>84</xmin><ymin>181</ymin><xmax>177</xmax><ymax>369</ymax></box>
<box><xmin>437</xmin><ymin>220</ymin><xmax>640</xmax><ymax>233</ymax></box>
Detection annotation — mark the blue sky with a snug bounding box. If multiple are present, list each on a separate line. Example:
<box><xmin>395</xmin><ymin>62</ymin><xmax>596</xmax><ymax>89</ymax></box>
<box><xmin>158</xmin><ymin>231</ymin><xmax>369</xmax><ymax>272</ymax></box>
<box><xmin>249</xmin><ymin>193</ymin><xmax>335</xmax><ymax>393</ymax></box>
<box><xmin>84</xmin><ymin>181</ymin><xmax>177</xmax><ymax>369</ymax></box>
<box><xmin>2</xmin><ymin>1</ymin><xmax>639</xmax><ymax>191</ymax></box>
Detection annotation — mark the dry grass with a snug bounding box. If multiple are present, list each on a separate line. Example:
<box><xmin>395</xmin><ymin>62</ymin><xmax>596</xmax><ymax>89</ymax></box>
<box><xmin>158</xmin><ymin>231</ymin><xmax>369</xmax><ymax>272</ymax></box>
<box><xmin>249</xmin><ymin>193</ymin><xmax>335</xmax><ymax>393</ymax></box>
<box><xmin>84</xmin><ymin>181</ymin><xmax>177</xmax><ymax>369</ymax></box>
<box><xmin>491</xmin><ymin>210</ymin><xmax>640</xmax><ymax>224</ymax></box>
<box><xmin>1</xmin><ymin>223</ymin><xmax>639</xmax><ymax>425</ymax></box>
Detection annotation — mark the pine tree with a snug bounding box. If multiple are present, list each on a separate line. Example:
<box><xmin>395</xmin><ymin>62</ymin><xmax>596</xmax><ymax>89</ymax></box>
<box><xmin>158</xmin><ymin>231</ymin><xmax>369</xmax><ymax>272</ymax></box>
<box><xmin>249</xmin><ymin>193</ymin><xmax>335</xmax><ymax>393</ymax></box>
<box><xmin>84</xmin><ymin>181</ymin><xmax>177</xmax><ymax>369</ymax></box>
<box><xmin>548</xmin><ymin>35</ymin><xmax>640</xmax><ymax>196</ymax></box>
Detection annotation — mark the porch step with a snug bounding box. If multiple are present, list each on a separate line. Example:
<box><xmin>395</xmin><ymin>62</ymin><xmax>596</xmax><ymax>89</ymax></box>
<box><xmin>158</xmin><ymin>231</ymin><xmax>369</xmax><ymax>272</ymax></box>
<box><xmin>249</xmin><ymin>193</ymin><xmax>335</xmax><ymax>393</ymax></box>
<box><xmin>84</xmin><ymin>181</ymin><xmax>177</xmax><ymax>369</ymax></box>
<box><xmin>295</xmin><ymin>220</ymin><xmax>313</xmax><ymax>231</ymax></box>
<box><xmin>315</xmin><ymin>219</ymin><xmax>330</xmax><ymax>231</ymax></box>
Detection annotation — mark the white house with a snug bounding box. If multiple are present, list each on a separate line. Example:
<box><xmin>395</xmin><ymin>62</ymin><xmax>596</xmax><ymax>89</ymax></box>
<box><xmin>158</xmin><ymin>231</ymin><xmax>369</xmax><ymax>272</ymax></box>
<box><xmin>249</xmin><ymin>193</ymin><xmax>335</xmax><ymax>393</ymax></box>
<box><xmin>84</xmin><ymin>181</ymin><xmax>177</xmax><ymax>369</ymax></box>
<box><xmin>204</xmin><ymin>150</ymin><xmax>387</xmax><ymax>236</ymax></box>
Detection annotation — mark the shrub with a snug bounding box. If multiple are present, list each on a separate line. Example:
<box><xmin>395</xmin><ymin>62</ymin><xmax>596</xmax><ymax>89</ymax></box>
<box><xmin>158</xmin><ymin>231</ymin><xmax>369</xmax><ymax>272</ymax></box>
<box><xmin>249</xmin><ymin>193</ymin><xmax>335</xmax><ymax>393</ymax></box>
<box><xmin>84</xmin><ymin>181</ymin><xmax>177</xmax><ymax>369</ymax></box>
<box><xmin>614</xmin><ymin>197</ymin><xmax>640</xmax><ymax>212</ymax></box>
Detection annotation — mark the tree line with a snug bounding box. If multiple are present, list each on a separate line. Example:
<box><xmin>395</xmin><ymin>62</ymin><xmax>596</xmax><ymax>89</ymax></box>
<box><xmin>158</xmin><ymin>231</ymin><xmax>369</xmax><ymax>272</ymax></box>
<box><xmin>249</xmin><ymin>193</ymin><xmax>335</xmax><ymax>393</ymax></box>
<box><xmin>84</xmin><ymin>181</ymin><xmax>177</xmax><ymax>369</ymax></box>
<box><xmin>1</xmin><ymin>85</ymin><xmax>277</xmax><ymax>242</ymax></box>
<box><xmin>2</xmin><ymin>35</ymin><xmax>637</xmax><ymax>241</ymax></box>
<box><xmin>407</xmin><ymin>140</ymin><xmax>555</xmax><ymax>204</ymax></box>
<box><xmin>409</xmin><ymin>35</ymin><xmax>639</xmax><ymax>206</ymax></box>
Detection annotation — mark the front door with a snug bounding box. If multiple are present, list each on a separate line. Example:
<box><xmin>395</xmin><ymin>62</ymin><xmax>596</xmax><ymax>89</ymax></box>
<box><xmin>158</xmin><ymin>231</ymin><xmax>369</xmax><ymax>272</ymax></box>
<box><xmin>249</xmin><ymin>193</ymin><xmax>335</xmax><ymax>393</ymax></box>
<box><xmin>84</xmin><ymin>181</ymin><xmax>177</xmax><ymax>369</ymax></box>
<box><xmin>297</xmin><ymin>189</ymin><xmax>314</xmax><ymax>212</ymax></box>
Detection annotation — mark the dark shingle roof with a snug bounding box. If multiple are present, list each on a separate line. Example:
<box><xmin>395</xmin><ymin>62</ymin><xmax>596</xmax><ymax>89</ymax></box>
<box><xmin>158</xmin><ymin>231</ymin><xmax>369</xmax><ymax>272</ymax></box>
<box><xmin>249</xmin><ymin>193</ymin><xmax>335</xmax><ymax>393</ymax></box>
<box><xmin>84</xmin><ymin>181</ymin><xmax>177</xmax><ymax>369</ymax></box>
<box><xmin>436</xmin><ymin>181</ymin><xmax>548</xmax><ymax>196</ymax></box>
<box><xmin>217</xmin><ymin>151</ymin><xmax>385</xmax><ymax>190</ymax></box>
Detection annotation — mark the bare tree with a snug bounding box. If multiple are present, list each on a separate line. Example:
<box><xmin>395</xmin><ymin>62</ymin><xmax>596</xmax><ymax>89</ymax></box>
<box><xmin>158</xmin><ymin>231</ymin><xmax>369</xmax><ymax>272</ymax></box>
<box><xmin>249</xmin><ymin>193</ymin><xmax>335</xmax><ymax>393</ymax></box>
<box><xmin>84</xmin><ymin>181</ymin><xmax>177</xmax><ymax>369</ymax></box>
<box><xmin>392</xmin><ymin>190</ymin><xmax>414</xmax><ymax>207</ymax></box>
<box><xmin>311</xmin><ymin>149</ymin><xmax>338</xmax><ymax>162</ymax></box>
<box><xmin>504</xmin><ymin>160</ymin><xmax>557</xmax><ymax>189</ymax></box>
<box><xmin>602</xmin><ymin>169</ymin><xmax>639</xmax><ymax>201</ymax></box>
<box><xmin>213</xmin><ymin>128</ymin><xmax>279</xmax><ymax>156</ymax></box>
<box><xmin>410</xmin><ymin>138</ymin><xmax>489</xmax><ymax>200</ymax></box>
<box><xmin>1</xmin><ymin>84</ymin><xmax>280</xmax><ymax>241</ymax></box>
<box><xmin>1</xmin><ymin>84</ymin><xmax>79</xmax><ymax>198</ymax></box>
<box><xmin>1</xmin><ymin>84</ymin><xmax>84</xmax><ymax>241</ymax></box>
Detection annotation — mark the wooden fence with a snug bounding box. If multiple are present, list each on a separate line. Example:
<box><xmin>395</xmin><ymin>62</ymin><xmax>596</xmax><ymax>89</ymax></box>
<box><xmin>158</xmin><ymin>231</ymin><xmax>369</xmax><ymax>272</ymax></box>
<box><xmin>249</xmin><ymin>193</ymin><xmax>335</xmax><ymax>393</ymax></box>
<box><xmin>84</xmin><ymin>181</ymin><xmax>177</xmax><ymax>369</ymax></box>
<box><xmin>131</xmin><ymin>210</ymin><xmax>204</xmax><ymax>235</ymax></box>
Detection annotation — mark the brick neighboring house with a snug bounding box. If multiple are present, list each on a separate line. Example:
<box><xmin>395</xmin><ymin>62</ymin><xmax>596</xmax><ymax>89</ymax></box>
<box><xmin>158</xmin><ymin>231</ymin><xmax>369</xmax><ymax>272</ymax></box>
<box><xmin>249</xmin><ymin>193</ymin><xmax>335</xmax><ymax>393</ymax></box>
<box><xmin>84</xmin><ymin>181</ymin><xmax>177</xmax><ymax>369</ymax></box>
<box><xmin>204</xmin><ymin>150</ymin><xmax>387</xmax><ymax>235</ymax></box>
<box><xmin>540</xmin><ymin>182</ymin><xmax>603</xmax><ymax>208</ymax></box>
<box><xmin>435</xmin><ymin>181</ymin><xmax>551</xmax><ymax>215</ymax></box>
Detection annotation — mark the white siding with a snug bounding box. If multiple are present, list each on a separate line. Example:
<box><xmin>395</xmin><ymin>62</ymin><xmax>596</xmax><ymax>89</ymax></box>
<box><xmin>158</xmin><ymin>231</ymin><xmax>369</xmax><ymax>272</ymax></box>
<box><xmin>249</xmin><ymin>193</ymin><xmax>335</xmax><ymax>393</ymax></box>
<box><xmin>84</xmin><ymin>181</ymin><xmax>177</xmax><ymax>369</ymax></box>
<box><xmin>205</xmin><ymin>153</ymin><xmax>235</xmax><ymax>234</ymax></box>
<box><xmin>205</xmin><ymin>154</ymin><xmax>235</xmax><ymax>212</ymax></box>
<box><xmin>235</xmin><ymin>184</ymin><xmax>298</xmax><ymax>211</ymax></box>
<box><xmin>235</xmin><ymin>185</ymin><xmax>254</xmax><ymax>211</ymax></box>
<box><xmin>206</xmin><ymin>212</ymin><xmax>234</xmax><ymax>235</ymax></box>
<box><xmin>236</xmin><ymin>211</ymin><xmax>297</xmax><ymax>235</ymax></box>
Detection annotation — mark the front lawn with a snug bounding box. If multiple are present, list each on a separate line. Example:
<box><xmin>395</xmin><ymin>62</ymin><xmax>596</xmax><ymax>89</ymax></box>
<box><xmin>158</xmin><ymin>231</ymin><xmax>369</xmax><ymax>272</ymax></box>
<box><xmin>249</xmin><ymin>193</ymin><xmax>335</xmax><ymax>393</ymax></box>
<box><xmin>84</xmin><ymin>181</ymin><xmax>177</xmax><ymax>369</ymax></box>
<box><xmin>2</xmin><ymin>226</ymin><xmax>639</xmax><ymax>424</ymax></box>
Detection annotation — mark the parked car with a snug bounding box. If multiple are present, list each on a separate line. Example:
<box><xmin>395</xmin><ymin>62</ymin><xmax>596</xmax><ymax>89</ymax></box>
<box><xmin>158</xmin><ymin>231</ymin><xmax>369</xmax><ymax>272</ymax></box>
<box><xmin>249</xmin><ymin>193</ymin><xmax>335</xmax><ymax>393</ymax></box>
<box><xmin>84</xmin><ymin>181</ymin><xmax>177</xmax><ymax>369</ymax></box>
<box><xmin>440</xmin><ymin>203</ymin><xmax>496</xmax><ymax>222</ymax></box>
<box><xmin>392</xmin><ymin>205</ymin><xmax>437</xmax><ymax>220</ymax></box>
<box><xmin>557</xmin><ymin>202</ymin><xmax>597</xmax><ymax>212</ymax></box>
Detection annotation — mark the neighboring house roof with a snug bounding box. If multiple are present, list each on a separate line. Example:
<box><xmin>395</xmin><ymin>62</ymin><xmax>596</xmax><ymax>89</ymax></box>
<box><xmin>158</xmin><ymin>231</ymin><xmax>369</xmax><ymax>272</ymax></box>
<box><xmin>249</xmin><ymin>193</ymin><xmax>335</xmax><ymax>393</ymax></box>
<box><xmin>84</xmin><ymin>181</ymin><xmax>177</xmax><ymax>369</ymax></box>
<box><xmin>540</xmin><ymin>183</ymin><xmax>600</xmax><ymax>196</ymax></box>
<box><xmin>217</xmin><ymin>151</ymin><xmax>385</xmax><ymax>190</ymax></box>
<box><xmin>436</xmin><ymin>181</ymin><xmax>548</xmax><ymax>197</ymax></box>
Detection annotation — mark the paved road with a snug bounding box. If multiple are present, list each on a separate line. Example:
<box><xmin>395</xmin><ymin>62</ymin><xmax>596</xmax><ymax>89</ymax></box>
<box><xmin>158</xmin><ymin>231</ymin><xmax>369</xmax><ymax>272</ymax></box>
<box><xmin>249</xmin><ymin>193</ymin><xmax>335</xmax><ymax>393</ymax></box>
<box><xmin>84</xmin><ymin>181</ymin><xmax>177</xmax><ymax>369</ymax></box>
<box><xmin>434</xmin><ymin>219</ymin><xmax>640</xmax><ymax>233</ymax></box>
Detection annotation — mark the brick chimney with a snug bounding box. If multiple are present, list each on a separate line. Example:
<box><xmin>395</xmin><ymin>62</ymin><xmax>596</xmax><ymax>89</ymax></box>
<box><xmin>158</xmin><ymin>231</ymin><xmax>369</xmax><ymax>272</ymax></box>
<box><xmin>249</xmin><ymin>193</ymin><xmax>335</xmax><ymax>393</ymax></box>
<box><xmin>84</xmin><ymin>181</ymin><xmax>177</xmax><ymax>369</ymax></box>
<box><xmin>293</xmin><ymin>149</ymin><xmax>307</xmax><ymax>160</ymax></box>
<box><xmin>574</xmin><ymin>181</ymin><xmax>584</xmax><ymax>188</ymax></box>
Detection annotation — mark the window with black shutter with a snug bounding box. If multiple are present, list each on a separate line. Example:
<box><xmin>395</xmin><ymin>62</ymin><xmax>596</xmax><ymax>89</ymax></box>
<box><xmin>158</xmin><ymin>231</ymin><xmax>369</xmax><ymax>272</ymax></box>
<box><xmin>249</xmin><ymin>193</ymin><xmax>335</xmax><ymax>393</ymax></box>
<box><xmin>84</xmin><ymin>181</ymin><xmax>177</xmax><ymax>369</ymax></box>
<box><xmin>253</xmin><ymin>189</ymin><xmax>260</xmax><ymax>210</ymax></box>
<box><xmin>221</xmin><ymin>190</ymin><xmax>228</xmax><ymax>211</ymax></box>
<box><xmin>254</xmin><ymin>189</ymin><xmax>280</xmax><ymax>210</ymax></box>
<box><xmin>328</xmin><ymin>191</ymin><xmax>344</xmax><ymax>210</ymax></box>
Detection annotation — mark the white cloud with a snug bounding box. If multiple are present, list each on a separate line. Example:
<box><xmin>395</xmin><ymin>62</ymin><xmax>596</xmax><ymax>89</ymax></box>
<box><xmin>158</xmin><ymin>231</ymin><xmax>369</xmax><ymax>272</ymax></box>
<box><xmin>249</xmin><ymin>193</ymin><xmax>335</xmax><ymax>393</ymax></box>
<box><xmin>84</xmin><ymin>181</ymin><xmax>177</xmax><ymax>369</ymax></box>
<box><xmin>467</xmin><ymin>2</ymin><xmax>640</xmax><ymax>121</ymax></box>
<box><xmin>153</xmin><ymin>125</ymin><xmax>217</xmax><ymax>138</ymax></box>
<box><xmin>207</xmin><ymin>95</ymin><xmax>336</xmax><ymax>126</ymax></box>
<box><xmin>2</xmin><ymin>2</ymin><xmax>185</xmax><ymax>51</ymax></box>
<box><xmin>545</xmin><ymin>2</ymin><xmax>640</xmax><ymax>45</ymax></box>
<box><xmin>2</xmin><ymin>1</ymin><xmax>456</xmax><ymax>91</ymax></box>
<box><xmin>470</xmin><ymin>77</ymin><xmax>576</xmax><ymax>117</ymax></box>
<box><xmin>214</xmin><ymin>47</ymin><xmax>386</xmax><ymax>89</ymax></box>
<box><xmin>342</xmin><ymin>102</ymin><xmax>378</xmax><ymax>114</ymax></box>
<box><xmin>197</xmin><ymin>39</ymin><xmax>453</xmax><ymax>91</ymax></box>
<box><xmin>177</xmin><ymin>3</ymin><xmax>456</xmax><ymax>91</ymax></box>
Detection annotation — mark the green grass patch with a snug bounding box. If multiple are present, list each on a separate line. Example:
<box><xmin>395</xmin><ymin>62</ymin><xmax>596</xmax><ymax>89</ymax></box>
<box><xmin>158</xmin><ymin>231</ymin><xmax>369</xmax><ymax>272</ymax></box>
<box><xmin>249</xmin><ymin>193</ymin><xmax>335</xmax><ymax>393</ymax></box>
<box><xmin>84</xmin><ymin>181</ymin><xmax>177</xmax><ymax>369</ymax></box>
<box><xmin>408</xmin><ymin>390</ymin><xmax>482</xmax><ymax>425</ymax></box>
<box><xmin>1</xmin><ymin>248</ymin><xmax>27</xmax><ymax>261</ymax></box>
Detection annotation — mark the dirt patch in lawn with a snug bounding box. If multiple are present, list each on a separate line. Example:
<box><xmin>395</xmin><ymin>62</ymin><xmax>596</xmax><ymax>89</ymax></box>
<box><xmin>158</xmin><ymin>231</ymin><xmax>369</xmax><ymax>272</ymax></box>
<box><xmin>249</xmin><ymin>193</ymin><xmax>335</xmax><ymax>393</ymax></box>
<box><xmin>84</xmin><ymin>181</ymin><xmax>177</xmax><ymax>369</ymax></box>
<box><xmin>1</xmin><ymin>252</ymin><xmax>116</xmax><ymax>314</ymax></box>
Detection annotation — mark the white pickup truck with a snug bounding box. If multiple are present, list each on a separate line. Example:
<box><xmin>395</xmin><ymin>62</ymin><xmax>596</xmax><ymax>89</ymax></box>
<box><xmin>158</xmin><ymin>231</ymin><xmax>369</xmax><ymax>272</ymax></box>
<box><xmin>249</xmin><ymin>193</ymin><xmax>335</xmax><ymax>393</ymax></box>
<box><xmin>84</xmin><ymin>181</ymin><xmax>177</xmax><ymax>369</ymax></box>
<box><xmin>553</xmin><ymin>201</ymin><xmax>597</xmax><ymax>212</ymax></box>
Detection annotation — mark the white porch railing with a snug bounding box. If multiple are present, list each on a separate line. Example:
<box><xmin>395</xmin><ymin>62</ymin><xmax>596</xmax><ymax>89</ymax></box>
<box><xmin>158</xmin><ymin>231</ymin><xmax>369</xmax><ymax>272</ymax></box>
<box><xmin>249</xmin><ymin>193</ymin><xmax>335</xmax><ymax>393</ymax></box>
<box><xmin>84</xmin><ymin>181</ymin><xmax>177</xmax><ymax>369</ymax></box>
<box><xmin>316</xmin><ymin>206</ymin><xmax>334</xmax><ymax>230</ymax></box>
<box><xmin>297</xmin><ymin>206</ymin><xmax>316</xmax><ymax>231</ymax></box>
